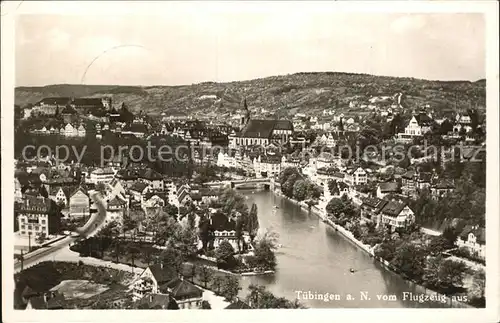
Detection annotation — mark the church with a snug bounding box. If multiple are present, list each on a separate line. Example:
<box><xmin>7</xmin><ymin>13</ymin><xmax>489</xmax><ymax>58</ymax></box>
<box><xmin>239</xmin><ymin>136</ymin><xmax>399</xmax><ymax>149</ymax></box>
<box><xmin>229</xmin><ymin>99</ymin><xmax>293</xmax><ymax>148</ymax></box>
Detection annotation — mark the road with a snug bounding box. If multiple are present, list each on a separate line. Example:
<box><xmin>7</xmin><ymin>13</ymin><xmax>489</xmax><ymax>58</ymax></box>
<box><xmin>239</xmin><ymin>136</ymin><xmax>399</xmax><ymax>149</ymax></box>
<box><xmin>14</xmin><ymin>192</ymin><xmax>107</xmax><ymax>273</ymax></box>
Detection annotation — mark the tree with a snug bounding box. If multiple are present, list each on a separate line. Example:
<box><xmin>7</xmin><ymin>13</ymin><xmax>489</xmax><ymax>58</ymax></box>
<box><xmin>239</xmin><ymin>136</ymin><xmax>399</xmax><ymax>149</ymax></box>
<box><xmin>246</xmin><ymin>284</ymin><xmax>304</xmax><ymax>309</ymax></box>
<box><xmin>184</xmin><ymin>263</ymin><xmax>197</xmax><ymax>283</ymax></box>
<box><xmin>107</xmin><ymin>239</ymin><xmax>121</xmax><ymax>262</ymax></box>
<box><xmin>468</xmin><ymin>269</ymin><xmax>485</xmax><ymax>305</ymax></box>
<box><xmin>215</xmin><ymin>240</ymin><xmax>235</xmax><ymax>265</ymax></box>
<box><xmin>247</xmin><ymin>284</ymin><xmax>266</xmax><ymax>308</ymax></box>
<box><xmin>197</xmin><ymin>265</ymin><xmax>213</xmax><ymax>288</ymax></box>
<box><xmin>141</xmin><ymin>245</ymin><xmax>155</xmax><ymax>266</ymax></box>
<box><xmin>326</xmin><ymin>197</ymin><xmax>356</xmax><ymax>219</ymax></box>
<box><xmin>292</xmin><ymin>180</ymin><xmax>308</xmax><ymax>201</ymax></box>
<box><xmin>35</xmin><ymin>233</ymin><xmax>47</xmax><ymax>245</ymax></box>
<box><xmin>122</xmin><ymin>216</ymin><xmax>138</xmax><ymax>235</ymax></box>
<box><xmin>423</xmin><ymin>256</ymin><xmax>442</xmax><ymax>288</ymax></box>
<box><xmin>159</xmin><ymin>247</ymin><xmax>184</xmax><ymax>274</ymax></box>
<box><xmin>247</xmin><ymin>203</ymin><xmax>259</xmax><ymax>243</ymax></box>
<box><xmin>219</xmin><ymin>188</ymin><xmax>249</xmax><ymax>217</ymax></box>
<box><xmin>438</xmin><ymin>259</ymin><xmax>467</xmax><ymax>290</ymax></box>
<box><xmin>221</xmin><ymin>275</ymin><xmax>240</xmax><ymax>302</ymax></box>
<box><xmin>126</xmin><ymin>244</ymin><xmax>141</xmax><ymax>267</ymax></box>
<box><xmin>442</xmin><ymin>227</ymin><xmax>458</xmax><ymax>248</ymax></box>
<box><xmin>234</xmin><ymin>213</ymin><xmax>245</xmax><ymax>253</ymax></box>
<box><xmin>252</xmin><ymin>229</ymin><xmax>279</xmax><ymax>270</ymax></box>
<box><xmin>427</xmin><ymin>236</ymin><xmax>452</xmax><ymax>255</ymax></box>
<box><xmin>172</xmin><ymin>226</ymin><xmax>198</xmax><ymax>257</ymax></box>
<box><xmin>306</xmin><ymin>182</ymin><xmax>322</xmax><ymax>199</ymax></box>
<box><xmin>211</xmin><ymin>275</ymin><xmax>225</xmax><ymax>295</ymax></box>
<box><xmin>328</xmin><ymin>180</ymin><xmax>340</xmax><ymax>196</ymax></box>
<box><xmin>198</xmin><ymin>214</ymin><xmax>213</xmax><ymax>251</ymax></box>
<box><xmin>390</xmin><ymin>242</ymin><xmax>425</xmax><ymax>282</ymax></box>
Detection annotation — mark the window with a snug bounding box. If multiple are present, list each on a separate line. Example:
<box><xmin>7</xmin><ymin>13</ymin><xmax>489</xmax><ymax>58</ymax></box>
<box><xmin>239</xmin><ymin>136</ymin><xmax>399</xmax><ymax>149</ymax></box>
<box><xmin>21</xmin><ymin>231</ymin><xmax>25</xmax><ymax>235</ymax></box>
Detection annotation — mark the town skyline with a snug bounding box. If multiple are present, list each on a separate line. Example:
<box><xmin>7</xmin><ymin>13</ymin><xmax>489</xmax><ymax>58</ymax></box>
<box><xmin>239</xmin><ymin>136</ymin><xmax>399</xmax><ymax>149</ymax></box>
<box><xmin>16</xmin><ymin>13</ymin><xmax>485</xmax><ymax>87</ymax></box>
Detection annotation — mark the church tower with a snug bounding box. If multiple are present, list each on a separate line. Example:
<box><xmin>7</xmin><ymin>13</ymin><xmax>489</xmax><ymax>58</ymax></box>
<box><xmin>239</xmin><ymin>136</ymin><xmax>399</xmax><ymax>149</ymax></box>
<box><xmin>240</xmin><ymin>97</ymin><xmax>251</xmax><ymax>128</ymax></box>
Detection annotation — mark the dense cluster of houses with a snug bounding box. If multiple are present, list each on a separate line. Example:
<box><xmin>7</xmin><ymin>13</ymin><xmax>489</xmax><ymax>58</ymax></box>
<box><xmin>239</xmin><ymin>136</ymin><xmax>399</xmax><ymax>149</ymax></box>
<box><xmin>16</xmin><ymin>94</ymin><xmax>486</xmax><ymax>266</ymax></box>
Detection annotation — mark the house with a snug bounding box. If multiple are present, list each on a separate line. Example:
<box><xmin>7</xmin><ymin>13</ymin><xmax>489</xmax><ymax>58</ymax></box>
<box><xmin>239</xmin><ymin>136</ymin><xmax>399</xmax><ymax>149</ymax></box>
<box><xmin>376</xmin><ymin>182</ymin><xmax>399</xmax><ymax>199</ymax></box>
<box><xmin>129</xmin><ymin>182</ymin><xmax>150</xmax><ymax>201</ymax></box>
<box><xmin>142</xmin><ymin>193</ymin><xmax>166</xmax><ymax>209</ymax></box>
<box><xmin>134</xmin><ymin>293</ymin><xmax>179</xmax><ymax>309</ymax></box>
<box><xmin>69</xmin><ymin>186</ymin><xmax>90</xmax><ymax>219</ymax></box>
<box><xmin>315</xmin><ymin>152</ymin><xmax>342</xmax><ymax>170</ymax></box>
<box><xmin>430</xmin><ymin>179</ymin><xmax>455</xmax><ymax>199</ymax></box>
<box><xmin>401</xmin><ymin>170</ymin><xmax>417</xmax><ymax>196</ymax></box>
<box><xmin>456</xmin><ymin>225</ymin><xmax>485</xmax><ymax>259</ymax></box>
<box><xmin>344</xmin><ymin>167</ymin><xmax>367</xmax><ymax>186</ymax></box>
<box><xmin>106</xmin><ymin>196</ymin><xmax>128</xmax><ymax>224</ymax></box>
<box><xmin>253</xmin><ymin>150</ymin><xmax>282</xmax><ymax>178</ymax></box>
<box><xmin>209</xmin><ymin>212</ymin><xmax>241</xmax><ymax>250</ymax></box>
<box><xmin>378</xmin><ymin>200</ymin><xmax>415</xmax><ymax>231</ymax></box>
<box><xmin>48</xmin><ymin>186</ymin><xmax>72</xmax><ymax>207</ymax></box>
<box><xmin>415</xmin><ymin>172</ymin><xmax>432</xmax><ymax>190</ymax></box>
<box><xmin>178</xmin><ymin>189</ymin><xmax>192</xmax><ymax>206</ymax></box>
<box><xmin>403</xmin><ymin>113</ymin><xmax>434</xmax><ymax>137</ymax></box>
<box><xmin>15</xmin><ymin>178</ymin><xmax>23</xmax><ymax>202</ymax></box>
<box><xmin>63</xmin><ymin>123</ymin><xmax>79</xmax><ymax>137</ymax></box>
<box><xmin>138</xmin><ymin>168</ymin><xmax>164</xmax><ymax>191</ymax></box>
<box><xmin>199</xmin><ymin>188</ymin><xmax>221</xmax><ymax>205</ymax></box>
<box><xmin>159</xmin><ymin>277</ymin><xmax>203</xmax><ymax>309</ymax></box>
<box><xmin>360</xmin><ymin>197</ymin><xmax>388</xmax><ymax>224</ymax></box>
<box><xmin>33</xmin><ymin>97</ymin><xmax>71</xmax><ymax>116</ymax></box>
<box><xmin>77</xmin><ymin>124</ymin><xmax>86</xmax><ymax>137</ymax></box>
<box><xmin>132</xmin><ymin>263</ymin><xmax>177</xmax><ymax>299</ymax></box>
<box><xmin>16</xmin><ymin>196</ymin><xmax>62</xmax><ymax>237</ymax></box>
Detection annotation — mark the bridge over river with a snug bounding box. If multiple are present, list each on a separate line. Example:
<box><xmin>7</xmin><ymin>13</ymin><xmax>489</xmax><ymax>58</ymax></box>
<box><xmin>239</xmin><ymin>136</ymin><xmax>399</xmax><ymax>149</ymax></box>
<box><xmin>205</xmin><ymin>178</ymin><xmax>273</xmax><ymax>190</ymax></box>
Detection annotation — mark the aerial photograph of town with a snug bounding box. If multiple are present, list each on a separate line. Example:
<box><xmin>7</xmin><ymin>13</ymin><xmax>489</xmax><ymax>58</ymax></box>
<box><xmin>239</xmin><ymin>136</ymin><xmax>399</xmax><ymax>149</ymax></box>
<box><xmin>10</xmin><ymin>6</ymin><xmax>490</xmax><ymax>312</ymax></box>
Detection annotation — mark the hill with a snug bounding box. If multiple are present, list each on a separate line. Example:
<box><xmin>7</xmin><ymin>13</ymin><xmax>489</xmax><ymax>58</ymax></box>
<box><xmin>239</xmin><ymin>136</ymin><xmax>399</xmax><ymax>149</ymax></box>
<box><xmin>15</xmin><ymin>72</ymin><xmax>486</xmax><ymax>117</ymax></box>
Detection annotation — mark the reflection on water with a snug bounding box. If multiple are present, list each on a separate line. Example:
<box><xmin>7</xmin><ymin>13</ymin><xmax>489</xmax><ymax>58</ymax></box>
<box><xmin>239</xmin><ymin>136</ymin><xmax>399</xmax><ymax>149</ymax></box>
<box><xmin>237</xmin><ymin>191</ymin><xmax>448</xmax><ymax>308</ymax></box>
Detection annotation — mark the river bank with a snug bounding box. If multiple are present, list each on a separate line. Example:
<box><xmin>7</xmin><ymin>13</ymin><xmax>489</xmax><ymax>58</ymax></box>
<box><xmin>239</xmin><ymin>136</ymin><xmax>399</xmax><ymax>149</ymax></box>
<box><xmin>271</xmin><ymin>189</ymin><xmax>473</xmax><ymax>308</ymax></box>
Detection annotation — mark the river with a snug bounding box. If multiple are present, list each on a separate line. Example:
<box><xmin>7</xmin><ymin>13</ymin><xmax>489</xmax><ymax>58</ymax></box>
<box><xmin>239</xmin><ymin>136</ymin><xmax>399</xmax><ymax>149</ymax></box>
<box><xmin>237</xmin><ymin>190</ymin><xmax>449</xmax><ymax>308</ymax></box>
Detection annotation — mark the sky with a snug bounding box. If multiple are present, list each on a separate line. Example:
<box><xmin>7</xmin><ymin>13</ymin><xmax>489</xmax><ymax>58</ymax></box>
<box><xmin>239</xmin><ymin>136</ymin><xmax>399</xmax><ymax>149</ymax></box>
<box><xmin>15</xmin><ymin>12</ymin><xmax>485</xmax><ymax>86</ymax></box>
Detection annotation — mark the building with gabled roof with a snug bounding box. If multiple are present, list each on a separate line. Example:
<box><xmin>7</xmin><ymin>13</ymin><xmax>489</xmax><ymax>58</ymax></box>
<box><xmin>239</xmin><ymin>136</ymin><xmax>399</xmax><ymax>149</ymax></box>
<box><xmin>159</xmin><ymin>277</ymin><xmax>203</xmax><ymax>309</ymax></box>
<box><xmin>378</xmin><ymin>200</ymin><xmax>414</xmax><ymax>231</ymax></box>
<box><xmin>376</xmin><ymin>182</ymin><xmax>399</xmax><ymax>199</ymax></box>
<box><xmin>134</xmin><ymin>293</ymin><xmax>179</xmax><ymax>309</ymax></box>
<box><xmin>456</xmin><ymin>225</ymin><xmax>485</xmax><ymax>259</ymax></box>
<box><xmin>26</xmin><ymin>291</ymin><xmax>65</xmax><ymax>310</ymax></box>
<box><xmin>69</xmin><ymin>186</ymin><xmax>90</xmax><ymax>219</ymax></box>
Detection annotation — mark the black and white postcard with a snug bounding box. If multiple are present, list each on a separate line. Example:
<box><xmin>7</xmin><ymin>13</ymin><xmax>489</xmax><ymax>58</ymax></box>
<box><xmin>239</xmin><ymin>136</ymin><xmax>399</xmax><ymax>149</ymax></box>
<box><xmin>2</xmin><ymin>1</ymin><xmax>499</xmax><ymax>323</ymax></box>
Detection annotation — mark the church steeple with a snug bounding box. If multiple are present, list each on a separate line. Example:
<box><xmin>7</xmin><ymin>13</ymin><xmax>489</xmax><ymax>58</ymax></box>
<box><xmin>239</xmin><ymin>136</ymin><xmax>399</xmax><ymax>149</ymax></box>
<box><xmin>241</xmin><ymin>97</ymin><xmax>251</xmax><ymax>128</ymax></box>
